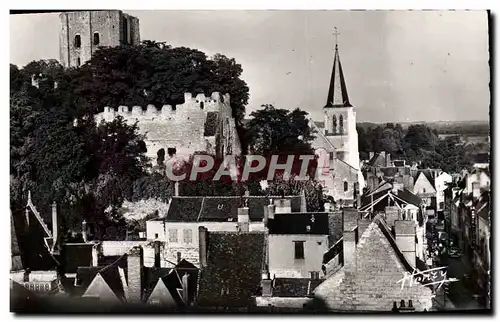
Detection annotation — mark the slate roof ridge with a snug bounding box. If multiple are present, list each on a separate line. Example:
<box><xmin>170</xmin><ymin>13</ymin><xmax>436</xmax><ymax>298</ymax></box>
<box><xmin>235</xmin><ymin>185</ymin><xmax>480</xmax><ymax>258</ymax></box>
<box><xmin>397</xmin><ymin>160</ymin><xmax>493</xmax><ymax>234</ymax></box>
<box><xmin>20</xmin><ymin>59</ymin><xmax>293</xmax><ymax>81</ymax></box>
<box><xmin>96</xmin><ymin>253</ymin><xmax>128</xmax><ymax>301</ymax></box>
<box><xmin>374</xmin><ymin>216</ymin><xmax>415</xmax><ymax>273</ymax></box>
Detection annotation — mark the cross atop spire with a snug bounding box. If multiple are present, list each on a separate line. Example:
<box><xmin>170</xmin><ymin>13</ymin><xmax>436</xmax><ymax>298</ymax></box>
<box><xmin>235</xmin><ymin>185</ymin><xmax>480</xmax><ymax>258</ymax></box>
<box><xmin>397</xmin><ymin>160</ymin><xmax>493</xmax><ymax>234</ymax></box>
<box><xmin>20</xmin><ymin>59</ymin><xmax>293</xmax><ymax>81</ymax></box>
<box><xmin>325</xmin><ymin>29</ymin><xmax>351</xmax><ymax>108</ymax></box>
<box><xmin>333</xmin><ymin>27</ymin><xmax>340</xmax><ymax>49</ymax></box>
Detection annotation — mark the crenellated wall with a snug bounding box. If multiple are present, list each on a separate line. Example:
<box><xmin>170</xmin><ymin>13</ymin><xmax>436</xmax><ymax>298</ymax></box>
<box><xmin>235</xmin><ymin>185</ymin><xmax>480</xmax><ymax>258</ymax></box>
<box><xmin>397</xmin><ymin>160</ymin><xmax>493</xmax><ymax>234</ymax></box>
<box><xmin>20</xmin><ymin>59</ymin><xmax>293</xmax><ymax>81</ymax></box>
<box><xmin>94</xmin><ymin>92</ymin><xmax>241</xmax><ymax>160</ymax></box>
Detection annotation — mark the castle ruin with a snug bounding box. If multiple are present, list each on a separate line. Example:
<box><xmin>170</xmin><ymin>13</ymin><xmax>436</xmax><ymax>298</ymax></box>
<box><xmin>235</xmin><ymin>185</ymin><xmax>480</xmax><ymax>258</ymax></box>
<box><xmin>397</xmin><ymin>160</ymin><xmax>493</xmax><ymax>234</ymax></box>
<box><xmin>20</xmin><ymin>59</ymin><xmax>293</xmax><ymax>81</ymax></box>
<box><xmin>94</xmin><ymin>92</ymin><xmax>242</xmax><ymax>162</ymax></box>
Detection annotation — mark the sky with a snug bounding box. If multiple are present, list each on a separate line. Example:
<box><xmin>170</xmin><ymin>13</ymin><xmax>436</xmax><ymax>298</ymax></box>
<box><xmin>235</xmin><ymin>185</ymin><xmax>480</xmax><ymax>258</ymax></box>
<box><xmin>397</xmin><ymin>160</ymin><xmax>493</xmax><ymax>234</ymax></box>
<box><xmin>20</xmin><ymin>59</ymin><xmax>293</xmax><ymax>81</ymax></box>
<box><xmin>10</xmin><ymin>10</ymin><xmax>490</xmax><ymax>123</ymax></box>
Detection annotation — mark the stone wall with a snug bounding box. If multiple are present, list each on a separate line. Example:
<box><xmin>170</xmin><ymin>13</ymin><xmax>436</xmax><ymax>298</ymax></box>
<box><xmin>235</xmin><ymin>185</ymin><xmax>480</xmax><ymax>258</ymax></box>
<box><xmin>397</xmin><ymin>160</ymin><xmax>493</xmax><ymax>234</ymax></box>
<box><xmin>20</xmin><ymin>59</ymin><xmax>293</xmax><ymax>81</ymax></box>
<box><xmin>256</xmin><ymin>296</ymin><xmax>311</xmax><ymax>308</ymax></box>
<box><xmin>121</xmin><ymin>198</ymin><xmax>170</xmax><ymax>221</ymax></box>
<box><xmin>94</xmin><ymin>92</ymin><xmax>241</xmax><ymax>161</ymax></box>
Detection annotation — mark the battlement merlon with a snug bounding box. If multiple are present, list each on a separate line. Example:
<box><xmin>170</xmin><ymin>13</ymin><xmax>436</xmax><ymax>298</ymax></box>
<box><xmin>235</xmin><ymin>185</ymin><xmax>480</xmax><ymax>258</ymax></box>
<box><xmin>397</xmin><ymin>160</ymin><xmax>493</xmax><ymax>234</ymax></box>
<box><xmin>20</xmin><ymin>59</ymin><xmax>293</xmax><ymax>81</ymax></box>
<box><xmin>95</xmin><ymin>92</ymin><xmax>232</xmax><ymax>122</ymax></box>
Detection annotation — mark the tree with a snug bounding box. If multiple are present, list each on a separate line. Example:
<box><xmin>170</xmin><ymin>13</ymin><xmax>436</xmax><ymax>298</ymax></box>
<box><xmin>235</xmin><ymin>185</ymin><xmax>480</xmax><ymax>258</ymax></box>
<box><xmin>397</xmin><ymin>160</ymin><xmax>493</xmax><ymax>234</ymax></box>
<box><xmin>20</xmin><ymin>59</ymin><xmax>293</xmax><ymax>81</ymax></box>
<box><xmin>246</xmin><ymin>105</ymin><xmax>316</xmax><ymax>156</ymax></box>
<box><xmin>403</xmin><ymin>124</ymin><xmax>439</xmax><ymax>157</ymax></box>
<box><xmin>256</xmin><ymin>174</ymin><xmax>325</xmax><ymax>212</ymax></box>
<box><xmin>10</xmin><ymin>61</ymin><xmax>151</xmax><ymax>237</ymax></box>
<box><xmin>64</xmin><ymin>43</ymin><xmax>249</xmax><ymax>125</ymax></box>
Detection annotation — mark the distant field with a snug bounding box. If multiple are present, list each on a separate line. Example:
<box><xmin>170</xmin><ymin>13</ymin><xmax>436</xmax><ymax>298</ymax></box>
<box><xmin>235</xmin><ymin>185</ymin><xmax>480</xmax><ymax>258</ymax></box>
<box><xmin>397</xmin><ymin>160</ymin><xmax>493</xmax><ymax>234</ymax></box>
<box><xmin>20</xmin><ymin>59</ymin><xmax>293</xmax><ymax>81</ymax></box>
<box><xmin>438</xmin><ymin>134</ymin><xmax>490</xmax><ymax>145</ymax></box>
<box><xmin>357</xmin><ymin>120</ymin><xmax>490</xmax><ymax>136</ymax></box>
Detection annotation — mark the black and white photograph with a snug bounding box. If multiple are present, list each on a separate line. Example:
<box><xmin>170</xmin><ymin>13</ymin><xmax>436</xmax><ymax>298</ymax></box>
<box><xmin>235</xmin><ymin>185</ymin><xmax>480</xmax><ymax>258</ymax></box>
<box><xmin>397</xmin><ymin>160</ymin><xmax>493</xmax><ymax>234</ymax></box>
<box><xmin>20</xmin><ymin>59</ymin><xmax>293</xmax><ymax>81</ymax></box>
<box><xmin>9</xmin><ymin>8</ymin><xmax>491</xmax><ymax>314</ymax></box>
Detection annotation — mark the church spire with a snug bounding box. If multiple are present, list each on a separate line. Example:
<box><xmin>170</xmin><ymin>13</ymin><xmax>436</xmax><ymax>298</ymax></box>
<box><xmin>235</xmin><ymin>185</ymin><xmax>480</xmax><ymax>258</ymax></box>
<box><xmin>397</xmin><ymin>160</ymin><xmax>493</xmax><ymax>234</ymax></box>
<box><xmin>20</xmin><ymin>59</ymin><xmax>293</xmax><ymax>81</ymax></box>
<box><xmin>325</xmin><ymin>28</ymin><xmax>351</xmax><ymax>108</ymax></box>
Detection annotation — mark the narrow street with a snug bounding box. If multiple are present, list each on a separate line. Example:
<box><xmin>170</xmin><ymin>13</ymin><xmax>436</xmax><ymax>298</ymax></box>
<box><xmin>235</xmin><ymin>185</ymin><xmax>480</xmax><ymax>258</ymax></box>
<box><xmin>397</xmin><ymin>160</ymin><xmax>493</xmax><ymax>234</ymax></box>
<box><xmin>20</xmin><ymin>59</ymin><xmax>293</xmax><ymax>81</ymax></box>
<box><xmin>441</xmin><ymin>255</ymin><xmax>484</xmax><ymax>310</ymax></box>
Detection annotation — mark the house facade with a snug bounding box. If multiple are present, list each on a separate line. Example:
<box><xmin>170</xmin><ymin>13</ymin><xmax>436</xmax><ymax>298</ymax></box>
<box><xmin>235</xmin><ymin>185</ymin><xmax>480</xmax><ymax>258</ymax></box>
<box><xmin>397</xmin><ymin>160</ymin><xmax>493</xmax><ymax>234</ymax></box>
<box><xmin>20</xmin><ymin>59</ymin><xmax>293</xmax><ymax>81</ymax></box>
<box><xmin>267</xmin><ymin>212</ymin><xmax>330</xmax><ymax>278</ymax></box>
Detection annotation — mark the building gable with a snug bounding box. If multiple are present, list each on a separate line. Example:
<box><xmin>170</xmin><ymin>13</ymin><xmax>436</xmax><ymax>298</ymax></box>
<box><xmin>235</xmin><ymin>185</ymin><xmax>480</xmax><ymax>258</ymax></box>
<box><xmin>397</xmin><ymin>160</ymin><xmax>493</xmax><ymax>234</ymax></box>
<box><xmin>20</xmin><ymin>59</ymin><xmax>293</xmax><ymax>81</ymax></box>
<box><xmin>82</xmin><ymin>273</ymin><xmax>121</xmax><ymax>304</ymax></box>
<box><xmin>314</xmin><ymin>221</ymin><xmax>433</xmax><ymax>311</ymax></box>
<box><xmin>413</xmin><ymin>172</ymin><xmax>436</xmax><ymax>195</ymax></box>
<box><xmin>147</xmin><ymin>278</ymin><xmax>178</xmax><ymax>307</ymax></box>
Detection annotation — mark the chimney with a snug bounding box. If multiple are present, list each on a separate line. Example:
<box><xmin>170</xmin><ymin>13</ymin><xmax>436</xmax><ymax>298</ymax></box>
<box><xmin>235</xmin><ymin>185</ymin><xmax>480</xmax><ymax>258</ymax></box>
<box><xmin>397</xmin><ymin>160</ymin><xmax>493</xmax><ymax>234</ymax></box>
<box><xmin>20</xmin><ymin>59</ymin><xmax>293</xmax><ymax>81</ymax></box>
<box><xmin>91</xmin><ymin>243</ymin><xmax>100</xmax><ymax>267</ymax></box>
<box><xmin>118</xmin><ymin>267</ymin><xmax>129</xmax><ymax>299</ymax></box>
<box><xmin>51</xmin><ymin>202</ymin><xmax>58</xmax><ymax>252</ymax></box>
<box><xmin>261</xmin><ymin>273</ymin><xmax>273</xmax><ymax>297</ymax></box>
<box><xmin>127</xmin><ymin>246</ymin><xmax>144</xmax><ymax>303</ymax></box>
<box><xmin>82</xmin><ymin>220</ymin><xmax>88</xmax><ymax>243</ymax></box>
<box><xmin>343</xmin><ymin>208</ymin><xmax>359</xmax><ymax>274</ymax></box>
<box><xmin>237</xmin><ymin>206</ymin><xmax>250</xmax><ymax>232</ymax></box>
<box><xmin>154</xmin><ymin>241</ymin><xmax>161</xmax><ymax>268</ymax></box>
<box><xmin>174</xmin><ymin>181</ymin><xmax>180</xmax><ymax>197</ymax></box>
<box><xmin>274</xmin><ymin>198</ymin><xmax>292</xmax><ymax>214</ymax></box>
<box><xmin>385</xmin><ymin>206</ymin><xmax>400</xmax><ymax>228</ymax></box>
<box><xmin>264</xmin><ymin>203</ymin><xmax>276</xmax><ymax>225</ymax></box>
<box><xmin>392</xmin><ymin>182</ymin><xmax>404</xmax><ymax>193</ymax></box>
<box><xmin>198</xmin><ymin>226</ymin><xmax>208</xmax><ymax>268</ymax></box>
<box><xmin>394</xmin><ymin>220</ymin><xmax>416</xmax><ymax>268</ymax></box>
<box><xmin>386</xmin><ymin>153</ymin><xmax>392</xmax><ymax>167</ymax></box>
<box><xmin>181</xmin><ymin>273</ymin><xmax>189</xmax><ymax>305</ymax></box>
<box><xmin>300</xmin><ymin>189</ymin><xmax>307</xmax><ymax>212</ymax></box>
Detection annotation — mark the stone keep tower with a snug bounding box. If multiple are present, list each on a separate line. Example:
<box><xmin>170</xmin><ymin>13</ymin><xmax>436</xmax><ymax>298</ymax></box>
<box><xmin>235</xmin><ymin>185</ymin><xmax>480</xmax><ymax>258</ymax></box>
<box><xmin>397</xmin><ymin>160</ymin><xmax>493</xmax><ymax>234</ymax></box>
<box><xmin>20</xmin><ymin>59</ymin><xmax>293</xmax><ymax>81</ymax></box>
<box><xmin>59</xmin><ymin>10</ymin><xmax>140</xmax><ymax>68</ymax></box>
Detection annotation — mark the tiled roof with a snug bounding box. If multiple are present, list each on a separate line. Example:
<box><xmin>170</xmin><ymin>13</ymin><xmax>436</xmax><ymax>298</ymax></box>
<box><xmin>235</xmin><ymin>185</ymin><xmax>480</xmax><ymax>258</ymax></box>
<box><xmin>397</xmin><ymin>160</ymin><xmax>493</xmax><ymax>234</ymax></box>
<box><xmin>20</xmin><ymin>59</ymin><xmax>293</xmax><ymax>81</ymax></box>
<box><xmin>143</xmin><ymin>259</ymin><xmax>199</xmax><ymax>305</ymax></box>
<box><xmin>199</xmin><ymin>197</ymin><xmax>241</xmax><ymax>222</ymax></box>
<box><xmin>360</xmin><ymin>190</ymin><xmax>388</xmax><ymax>210</ymax></box>
<box><xmin>95</xmin><ymin>254</ymin><xmax>128</xmax><ymax>302</ymax></box>
<box><xmin>61</xmin><ymin>243</ymin><xmax>93</xmax><ymax>274</ymax></box>
<box><xmin>379</xmin><ymin>167</ymin><xmax>398</xmax><ymax>178</ymax></box>
<box><xmin>166</xmin><ymin>197</ymin><xmax>204</xmax><ymax>222</ymax></box>
<box><xmin>314</xmin><ymin>218</ymin><xmax>434</xmax><ymax>311</ymax></box>
<box><xmin>143</xmin><ymin>266</ymin><xmax>171</xmax><ymax>302</ymax></box>
<box><xmin>416</xmin><ymin>170</ymin><xmax>437</xmax><ymax>189</ymax></box>
<box><xmin>272</xmin><ymin>278</ymin><xmax>324</xmax><ymax>297</ymax></box>
<box><xmin>328</xmin><ymin>212</ymin><xmax>343</xmax><ymax>247</ymax></box>
<box><xmin>197</xmin><ymin>231</ymin><xmax>265</xmax><ymax>308</ymax></box>
<box><xmin>314</xmin><ymin>121</ymin><xmax>324</xmax><ymax>129</ymax></box>
<box><xmin>11</xmin><ymin>209</ymin><xmax>59</xmax><ymax>271</ymax></box>
<box><xmin>323</xmin><ymin>237</ymin><xmax>343</xmax><ymax>265</ymax></box>
<box><xmin>367</xmin><ymin>153</ymin><xmax>387</xmax><ymax>168</ymax></box>
<box><xmin>75</xmin><ymin>266</ymin><xmax>102</xmax><ymax>296</ymax></box>
<box><xmin>269</xmin><ymin>212</ymin><xmax>329</xmax><ymax>235</ymax></box>
<box><xmin>11</xmin><ymin>213</ymin><xmax>23</xmax><ymax>271</ymax></box>
<box><xmin>394</xmin><ymin>189</ymin><xmax>422</xmax><ymax>207</ymax></box>
<box><xmin>166</xmin><ymin>196</ymin><xmax>303</xmax><ymax>223</ymax></box>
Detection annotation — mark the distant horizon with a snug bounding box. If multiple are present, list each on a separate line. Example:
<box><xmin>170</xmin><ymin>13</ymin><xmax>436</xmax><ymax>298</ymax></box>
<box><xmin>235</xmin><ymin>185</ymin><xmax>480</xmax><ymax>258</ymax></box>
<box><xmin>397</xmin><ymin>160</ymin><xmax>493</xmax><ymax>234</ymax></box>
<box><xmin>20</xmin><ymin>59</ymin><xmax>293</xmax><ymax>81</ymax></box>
<box><xmin>10</xmin><ymin>10</ymin><xmax>490</xmax><ymax>123</ymax></box>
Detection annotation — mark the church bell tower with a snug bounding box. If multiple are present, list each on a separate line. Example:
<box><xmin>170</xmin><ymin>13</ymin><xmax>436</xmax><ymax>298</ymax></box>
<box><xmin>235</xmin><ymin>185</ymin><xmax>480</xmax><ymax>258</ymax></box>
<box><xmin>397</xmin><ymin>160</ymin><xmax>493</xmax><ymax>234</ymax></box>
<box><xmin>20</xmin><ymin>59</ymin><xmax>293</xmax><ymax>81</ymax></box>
<box><xmin>322</xmin><ymin>29</ymin><xmax>360</xmax><ymax>171</ymax></box>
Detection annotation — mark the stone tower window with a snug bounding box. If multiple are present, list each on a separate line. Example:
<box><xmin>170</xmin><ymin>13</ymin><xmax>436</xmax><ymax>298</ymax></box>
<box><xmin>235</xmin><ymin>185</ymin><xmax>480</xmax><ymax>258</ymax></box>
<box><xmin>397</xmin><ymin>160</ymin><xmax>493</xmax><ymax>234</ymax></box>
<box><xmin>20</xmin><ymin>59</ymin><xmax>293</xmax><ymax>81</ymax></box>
<box><xmin>122</xmin><ymin>17</ymin><xmax>129</xmax><ymax>44</ymax></box>
<box><xmin>74</xmin><ymin>34</ymin><xmax>81</xmax><ymax>48</ymax></box>
<box><xmin>76</xmin><ymin>57</ymin><xmax>81</xmax><ymax>67</ymax></box>
<box><xmin>339</xmin><ymin>115</ymin><xmax>344</xmax><ymax>134</ymax></box>
<box><xmin>200</xmin><ymin>102</ymin><xmax>204</xmax><ymax>109</ymax></box>
<box><xmin>93</xmin><ymin>32</ymin><xmax>100</xmax><ymax>45</ymax></box>
<box><xmin>344</xmin><ymin>181</ymin><xmax>348</xmax><ymax>192</ymax></box>
<box><xmin>332</xmin><ymin>115</ymin><xmax>337</xmax><ymax>134</ymax></box>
